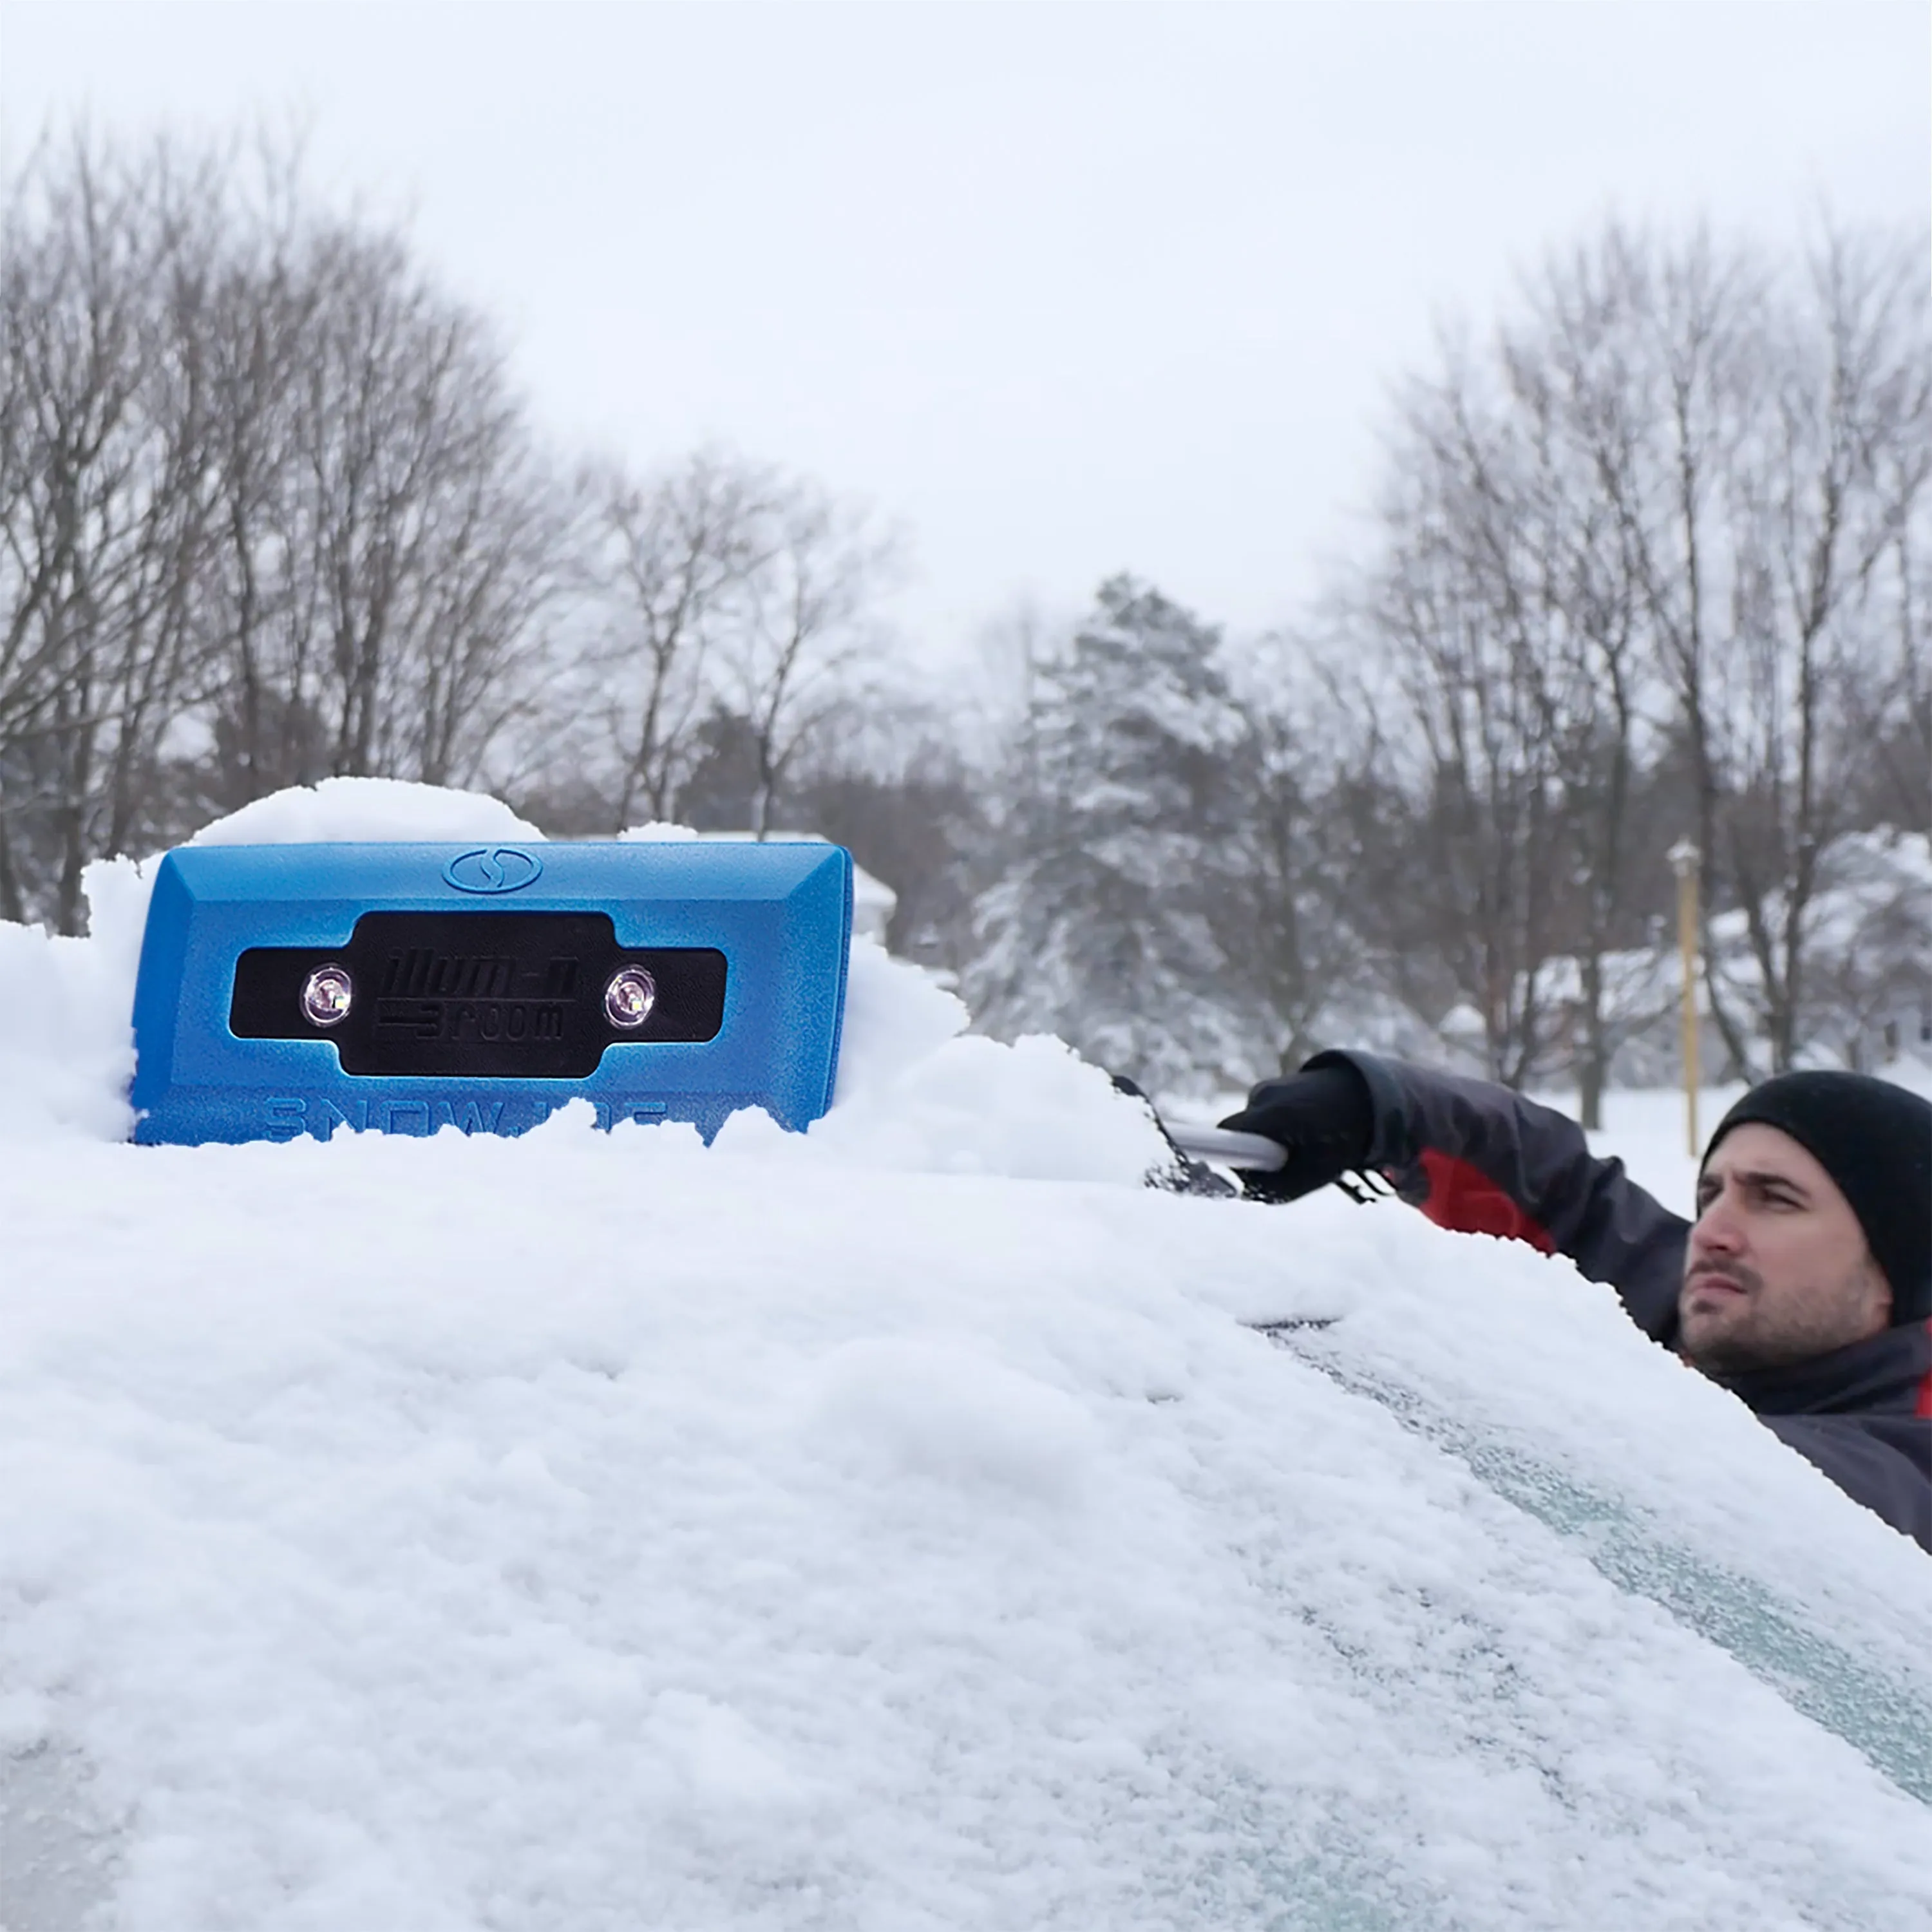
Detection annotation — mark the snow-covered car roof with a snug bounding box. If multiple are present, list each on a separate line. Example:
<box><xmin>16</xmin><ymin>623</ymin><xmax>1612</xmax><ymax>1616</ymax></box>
<box><xmin>2</xmin><ymin>782</ymin><xmax>1927</xmax><ymax>1932</ymax></box>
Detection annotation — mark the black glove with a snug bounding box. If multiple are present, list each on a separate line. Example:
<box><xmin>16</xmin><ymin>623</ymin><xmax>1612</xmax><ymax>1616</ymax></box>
<box><xmin>1217</xmin><ymin>1063</ymin><xmax>1376</xmax><ymax>1204</ymax></box>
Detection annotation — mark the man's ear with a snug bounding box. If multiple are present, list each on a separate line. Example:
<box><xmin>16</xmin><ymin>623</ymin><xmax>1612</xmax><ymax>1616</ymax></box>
<box><xmin>1861</xmin><ymin>1251</ymin><xmax>1893</xmax><ymax>1329</ymax></box>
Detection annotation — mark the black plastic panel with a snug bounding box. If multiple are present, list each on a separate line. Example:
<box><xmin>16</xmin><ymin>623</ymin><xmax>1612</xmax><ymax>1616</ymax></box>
<box><xmin>230</xmin><ymin>911</ymin><xmax>726</xmax><ymax>1078</ymax></box>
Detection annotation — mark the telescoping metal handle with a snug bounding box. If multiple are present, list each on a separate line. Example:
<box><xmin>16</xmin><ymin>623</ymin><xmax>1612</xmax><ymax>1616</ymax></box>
<box><xmin>1165</xmin><ymin>1123</ymin><xmax>1288</xmax><ymax>1173</ymax></box>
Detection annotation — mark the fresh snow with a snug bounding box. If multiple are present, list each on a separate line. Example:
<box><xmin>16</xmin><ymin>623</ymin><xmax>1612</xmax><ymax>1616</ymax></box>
<box><xmin>1</xmin><ymin>780</ymin><xmax>1928</xmax><ymax>1932</ymax></box>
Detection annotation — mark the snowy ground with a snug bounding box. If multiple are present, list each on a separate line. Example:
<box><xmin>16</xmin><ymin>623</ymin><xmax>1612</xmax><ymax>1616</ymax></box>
<box><xmin>1</xmin><ymin>782</ymin><xmax>1929</xmax><ymax>1932</ymax></box>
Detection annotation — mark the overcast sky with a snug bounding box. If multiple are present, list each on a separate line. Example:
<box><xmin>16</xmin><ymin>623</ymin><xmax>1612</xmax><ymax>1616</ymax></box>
<box><xmin>3</xmin><ymin>2</ymin><xmax>1927</xmax><ymax>672</ymax></box>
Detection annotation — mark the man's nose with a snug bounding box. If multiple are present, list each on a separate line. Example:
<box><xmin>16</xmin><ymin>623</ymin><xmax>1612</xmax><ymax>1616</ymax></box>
<box><xmin>1691</xmin><ymin>1190</ymin><xmax>1745</xmax><ymax>1256</ymax></box>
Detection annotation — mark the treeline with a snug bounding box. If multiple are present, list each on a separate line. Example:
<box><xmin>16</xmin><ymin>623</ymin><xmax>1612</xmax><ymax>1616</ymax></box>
<box><xmin>3</xmin><ymin>133</ymin><xmax>1926</xmax><ymax>1106</ymax></box>
<box><xmin>0</xmin><ymin>133</ymin><xmax>900</xmax><ymax>931</ymax></box>
<box><xmin>971</xmin><ymin>225</ymin><xmax>1929</xmax><ymax>1109</ymax></box>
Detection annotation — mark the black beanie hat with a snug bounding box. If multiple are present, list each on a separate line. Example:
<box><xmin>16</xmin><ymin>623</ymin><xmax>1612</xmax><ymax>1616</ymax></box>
<box><xmin>1703</xmin><ymin>1070</ymin><xmax>1932</xmax><ymax>1326</ymax></box>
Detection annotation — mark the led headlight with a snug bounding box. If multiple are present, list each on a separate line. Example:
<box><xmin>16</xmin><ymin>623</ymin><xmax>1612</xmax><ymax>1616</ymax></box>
<box><xmin>300</xmin><ymin>963</ymin><xmax>355</xmax><ymax>1027</ymax></box>
<box><xmin>603</xmin><ymin>964</ymin><xmax>658</xmax><ymax>1030</ymax></box>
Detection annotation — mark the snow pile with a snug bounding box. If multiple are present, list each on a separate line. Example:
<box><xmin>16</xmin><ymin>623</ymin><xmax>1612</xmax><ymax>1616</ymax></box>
<box><xmin>0</xmin><ymin>911</ymin><xmax>140</xmax><ymax>1143</ymax></box>
<box><xmin>1</xmin><ymin>781</ymin><xmax>1928</xmax><ymax>1931</ymax></box>
<box><xmin>187</xmin><ymin>775</ymin><xmax>547</xmax><ymax>849</ymax></box>
<box><xmin>812</xmin><ymin>941</ymin><xmax>1168</xmax><ymax>1184</ymax></box>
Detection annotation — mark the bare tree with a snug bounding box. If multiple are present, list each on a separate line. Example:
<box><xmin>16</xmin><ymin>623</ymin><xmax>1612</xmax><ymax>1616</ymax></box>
<box><xmin>0</xmin><ymin>135</ymin><xmax>229</xmax><ymax>928</ymax></box>
<box><xmin>719</xmin><ymin>481</ymin><xmax>900</xmax><ymax>838</ymax></box>
<box><xmin>1213</xmin><ymin>647</ymin><xmax>1368</xmax><ymax>1074</ymax></box>
<box><xmin>194</xmin><ymin>153</ymin><xmax>328</xmax><ymax>810</ymax></box>
<box><xmin>0</xmin><ymin>128</ymin><xmax>571</xmax><ymax>924</ymax></box>
<box><xmin>589</xmin><ymin>450</ymin><xmax>775</xmax><ymax>828</ymax></box>
<box><xmin>1569</xmin><ymin>223</ymin><xmax>1929</xmax><ymax>1075</ymax></box>
<box><xmin>1341</xmin><ymin>349</ymin><xmax>1575</xmax><ymax>1088</ymax></box>
<box><xmin>1495</xmin><ymin>233</ymin><xmax>1679</xmax><ymax>1120</ymax></box>
<box><xmin>1715</xmin><ymin>229</ymin><xmax>1931</xmax><ymax>1069</ymax></box>
<box><xmin>509</xmin><ymin>458</ymin><xmax>900</xmax><ymax>838</ymax></box>
<box><xmin>279</xmin><ymin>223</ymin><xmax>562</xmax><ymax>791</ymax></box>
<box><xmin>1331</xmin><ymin>218</ymin><xmax>1928</xmax><ymax>1092</ymax></box>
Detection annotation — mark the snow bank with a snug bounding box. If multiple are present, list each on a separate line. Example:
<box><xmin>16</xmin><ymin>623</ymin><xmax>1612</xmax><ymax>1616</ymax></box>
<box><xmin>1</xmin><ymin>782</ymin><xmax>1927</xmax><ymax>1931</ymax></box>
<box><xmin>812</xmin><ymin>940</ymin><xmax>1169</xmax><ymax>1183</ymax></box>
<box><xmin>0</xmin><ymin>912</ymin><xmax>140</xmax><ymax>1143</ymax></box>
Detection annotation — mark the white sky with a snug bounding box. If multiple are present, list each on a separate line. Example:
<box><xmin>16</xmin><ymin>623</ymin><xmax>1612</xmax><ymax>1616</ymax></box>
<box><xmin>3</xmin><ymin>1</ymin><xmax>1927</xmax><ymax>673</ymax></box>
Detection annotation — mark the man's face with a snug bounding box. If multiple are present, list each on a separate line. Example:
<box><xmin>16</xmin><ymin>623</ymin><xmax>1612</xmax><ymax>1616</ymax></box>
<box><xmin>1680</xmin><ymin>1123</ymin><xmax>1891</xmax><ymax>1376</ymax></box>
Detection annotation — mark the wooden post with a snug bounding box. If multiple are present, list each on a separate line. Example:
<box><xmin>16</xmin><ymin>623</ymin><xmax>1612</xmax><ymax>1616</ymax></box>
<box><xmin>1669</xmin><ymin>840</ymin><xmax>1701</xmax><ymax>1157</ymax></box>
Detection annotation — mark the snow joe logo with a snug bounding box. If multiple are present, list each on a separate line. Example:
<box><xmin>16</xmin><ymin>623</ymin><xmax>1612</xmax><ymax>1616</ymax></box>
<box><xmin>443</xmin><ymin>846</ymin><xmax>543</xmax><ymax>895</ymax></box>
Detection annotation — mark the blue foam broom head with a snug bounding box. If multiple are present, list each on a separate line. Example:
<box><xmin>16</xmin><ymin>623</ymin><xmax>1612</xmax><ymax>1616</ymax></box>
<box><xmin>129</xmin><ymin>840</ymin><xmax>854</xmax><ymax>1146</ymax></box>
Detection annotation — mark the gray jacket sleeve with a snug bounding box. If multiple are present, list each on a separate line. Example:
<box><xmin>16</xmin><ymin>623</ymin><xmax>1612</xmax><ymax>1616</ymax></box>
<box><xmin>1764</xmin><ymin>1417</ymin><xmax>1932</xmax><ymax>1552</ymax></box>
<box><xmin>1305</xmin><ymin>1050</ymin><xmax>1689</xmax><ymax>1342</ymax></box>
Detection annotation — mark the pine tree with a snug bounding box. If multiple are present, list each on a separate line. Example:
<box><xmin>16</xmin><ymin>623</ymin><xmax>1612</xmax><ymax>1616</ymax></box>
<box><xmin>966</xmin><ymin>576</ymin><xmax>1251</xmax><ymax>1094</ymax></box>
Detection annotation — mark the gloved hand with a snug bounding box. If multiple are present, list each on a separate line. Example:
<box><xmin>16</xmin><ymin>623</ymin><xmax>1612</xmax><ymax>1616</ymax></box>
<box><xmin>1217</xmin><ymin>1062</ymin><xmax>1376</xmax><ymax>1203</ymax></box>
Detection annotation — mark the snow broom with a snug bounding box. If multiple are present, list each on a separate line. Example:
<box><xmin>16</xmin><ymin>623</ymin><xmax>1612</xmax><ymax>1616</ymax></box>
<box><xmin>128</xmin><ymin>840</ymin><xmax>853</xmax><ymax>1146</ymax></box>
<box><xmin>1103</xmin><ymin>1072</ymin><xmax>1288</xmax><ymax>1189</ymax></box>
<box><xmin>1164</xmin><ymin>1122</ymin><xmax>1287</xmax><ymax>1174</ymax></box>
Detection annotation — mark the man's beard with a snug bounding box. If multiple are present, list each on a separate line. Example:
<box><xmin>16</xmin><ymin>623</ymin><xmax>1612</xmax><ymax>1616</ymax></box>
<box><xmin>1678</xmin><ymin>1262</ymin><xmax>1779</xmax><ymax>1376</ymax></box>
<box><xmin>1678</xmin><ymin>1259</ymin><xmax>1875</xmax><ymax>1376</ymax></box>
